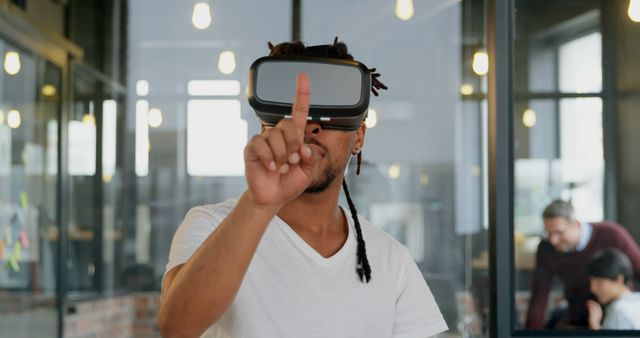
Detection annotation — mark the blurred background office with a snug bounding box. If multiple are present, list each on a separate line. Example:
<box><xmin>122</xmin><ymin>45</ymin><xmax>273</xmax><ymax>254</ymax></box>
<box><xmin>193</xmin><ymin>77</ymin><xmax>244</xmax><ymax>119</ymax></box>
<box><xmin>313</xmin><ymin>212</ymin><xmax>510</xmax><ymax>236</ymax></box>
<box><xmin>0</xmin><ymin>0</ymin><xmax>638</xmax><ymax>337</ymax></box>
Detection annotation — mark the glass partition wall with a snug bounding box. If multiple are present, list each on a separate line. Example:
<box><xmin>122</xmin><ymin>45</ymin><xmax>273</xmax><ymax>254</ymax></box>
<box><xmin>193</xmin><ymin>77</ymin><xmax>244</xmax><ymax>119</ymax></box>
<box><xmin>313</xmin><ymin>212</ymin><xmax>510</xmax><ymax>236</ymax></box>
<box><xmin>2</xmin><ymin>0</ymin><xmax>638</xmax><ymax>337</ymax></box>
<box><xmin>0</xmin><ymin>39</ymin><xmax>62</xmax><ymax>337</ymax></box>
<box><xmin>126</xmin><ymin>0</ymin><xmax>491</xmax><ymax>336</ymax></box>
<box><xmin>2</xmin><ymin>0</ymin><xmax>492</xmax><ymax>336</ymax></box>
<box><xmin>302</xmin><ymin>1</ymin><xmax>490</xmax><ymax>336</ymax></box>
<box><xmin>502</xmin><ymin>0</ymin><xmax>640</xmax><ymax>336</ymax></box>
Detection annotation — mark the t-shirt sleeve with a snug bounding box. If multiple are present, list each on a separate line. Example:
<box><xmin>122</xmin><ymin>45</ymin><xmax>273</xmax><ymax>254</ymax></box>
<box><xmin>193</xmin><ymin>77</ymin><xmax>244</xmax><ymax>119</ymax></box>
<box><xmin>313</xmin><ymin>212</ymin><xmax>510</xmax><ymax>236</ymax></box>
<box><xmin>393</xmin><ymin>249</ymin><xmax>448</xmax><ymax>338</ymax></box>
<box><xmin>163</xmin><ymin>206</ymin><xmax>223</xmax><ymax>281</ymax></box>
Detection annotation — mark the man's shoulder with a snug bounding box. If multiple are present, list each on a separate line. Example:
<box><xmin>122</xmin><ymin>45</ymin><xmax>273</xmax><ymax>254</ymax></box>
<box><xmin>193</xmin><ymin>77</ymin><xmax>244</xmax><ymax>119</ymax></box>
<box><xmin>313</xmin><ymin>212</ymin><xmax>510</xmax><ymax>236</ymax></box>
<box><xmin>198</xmin><ymin>198</ymin><xmax>238</xmax><ymax>215</ymax></box>
<box><xmin>345</xmin><ymin>210</ymin><xmax>411</xmax><ymax>259</ymax></box>
<box><xmin>591</xmin><ymin>221</ymin><xmax>631</xmax><ymax>240</ymax></box>
<box><xmin>605</xmin><ymin>293</ymin><xmax>640</xmax><ymax>328</ymax></box>
<box><xmin>616</xmin><ymin>292</ymin><xmax>640</xmax><ymax>309</ymax></box>
<box><xmin>592</xmin><ymin>220</ymin><xmax>623</xmax><ymax>230</ymax></box>
<box><xmin>184</xmin><ymin>198</ymin><xmax>239</xmax><ymax>223</ymax></box>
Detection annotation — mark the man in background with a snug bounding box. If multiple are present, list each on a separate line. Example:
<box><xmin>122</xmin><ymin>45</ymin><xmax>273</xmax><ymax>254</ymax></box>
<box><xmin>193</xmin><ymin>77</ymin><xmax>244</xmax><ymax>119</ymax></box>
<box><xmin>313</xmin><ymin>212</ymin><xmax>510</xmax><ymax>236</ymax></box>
<box><xmin>525</xmin><ymin>199</ymin><xmax>640</xmax><ymax>329</ymax></box>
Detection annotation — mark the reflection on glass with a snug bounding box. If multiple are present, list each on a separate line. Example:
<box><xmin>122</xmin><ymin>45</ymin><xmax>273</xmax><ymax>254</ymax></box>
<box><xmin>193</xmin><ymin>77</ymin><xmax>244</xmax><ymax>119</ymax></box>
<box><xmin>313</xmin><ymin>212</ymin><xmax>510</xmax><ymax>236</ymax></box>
<box><xmin>188</xmin><ymin>80</ymin><xmax>241</xmax><ymax>96</ymax></box>
<box><xmin>135</xmin><ymin>100</ymin><xmax>149</xmax><ymax>177</ymax></box>
<box><xmin>136</xmin><ymin>80</ymin><xmax>149</xmax><ymax>96</ymax></box>
<box><xmin>303</xmin><ymin>1</ymin><xmax>490</xmax><ymax>336</ymax></box>
<box><xmin>0</xmin><ymin>40</ymin><xmax>60</xmax><ymax>335</ymax></box>
<box><xmin>559</xmin><ymin>33</ymin><xmax>602</xmax><ymax>93</ymax></box>
<box><xmin>68</xmin><ymin>120</ymin><xmax>97</xmax><ymax>176</ymax></box>
<box><xmin>102</xmin><ymin>100</ymin><xmax>117</xmax><ymax>178</ymax></box>
<box><xmin>187</xmin><ymin>100</ymin><xmax>246</xmax><ymax>176</ymax></box>
<box><xmin>559</xmin><ymin>97</ymin><xmax>603</xmax><ymax>221</ymax></box>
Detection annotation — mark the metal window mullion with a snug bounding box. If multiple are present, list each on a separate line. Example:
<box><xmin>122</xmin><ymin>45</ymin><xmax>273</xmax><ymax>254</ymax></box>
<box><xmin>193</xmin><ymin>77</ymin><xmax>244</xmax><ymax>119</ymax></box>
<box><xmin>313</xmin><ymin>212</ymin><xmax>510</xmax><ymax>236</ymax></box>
<box><xmin>292</xmin><ymin>0</ymin><xmax>301</xmax><ymax>41</ymax></box>
<box><xmin>600</xmin><ymin>0</ymin><xmax>619</xmax><ymax>222</ymax></box>
<box><xmin>487</xmin><ymin>0</ymin><xmax>515</xmax><ymax>337</ymax></box>
<box><xmin>57</xmin><ymin>56</ymin><xmax>72</xmax><ymax>338</ymax></box>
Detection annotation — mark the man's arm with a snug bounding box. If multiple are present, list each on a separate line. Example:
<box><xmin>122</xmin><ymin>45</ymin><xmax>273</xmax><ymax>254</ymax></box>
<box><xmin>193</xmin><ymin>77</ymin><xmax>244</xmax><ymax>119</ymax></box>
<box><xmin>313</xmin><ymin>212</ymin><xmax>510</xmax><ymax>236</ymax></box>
<box><xmin>525</xmin><ymin>244</ymin><xmax>553</xmax><ymax>329</ymax></box>
<box><xmin>613</xmin><ymin>224</ymin><xmax>640</xmax><ymax>284</ymax></box>
<box><xmin>159</xmin><ymin>193</ymin><xmax>278</xmax><ymax>338</ymax></box>
<box><xmin>158</xmin><ymin>73</ymin><xmax>318</xmax><ymax>338</ymax></box>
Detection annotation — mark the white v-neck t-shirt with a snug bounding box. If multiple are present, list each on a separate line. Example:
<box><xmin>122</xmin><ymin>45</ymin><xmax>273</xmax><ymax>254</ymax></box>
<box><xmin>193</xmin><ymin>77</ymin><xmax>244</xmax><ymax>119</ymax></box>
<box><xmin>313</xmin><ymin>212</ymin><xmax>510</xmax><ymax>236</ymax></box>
<box><xmin>164</xmin><ymin>199</ymin><xmax>447</xmax><ymax>338</ymax></box>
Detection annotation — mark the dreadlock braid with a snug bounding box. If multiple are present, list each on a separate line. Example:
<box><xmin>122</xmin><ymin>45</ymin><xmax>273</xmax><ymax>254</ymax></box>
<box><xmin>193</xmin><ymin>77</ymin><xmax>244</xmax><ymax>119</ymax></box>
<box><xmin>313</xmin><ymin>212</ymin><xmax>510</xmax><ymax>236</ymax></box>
<box><xmin>267</xmin><ymin>40</ymin><xmax>306</xmax><ymax>57</ymax></box>
<box><xmin>342</xmin><ymin>179</ymin><xmax>372</xmax><ymax>283</ymax></box>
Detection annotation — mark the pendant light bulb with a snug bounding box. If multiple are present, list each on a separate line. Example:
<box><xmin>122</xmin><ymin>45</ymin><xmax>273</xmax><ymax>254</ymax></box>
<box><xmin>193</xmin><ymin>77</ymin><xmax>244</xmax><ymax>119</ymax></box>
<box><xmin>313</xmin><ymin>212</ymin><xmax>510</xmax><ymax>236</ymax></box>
<box><xmin>395</xmin><ymin>0</ymin><xmax>414</xmax><ymax>21</ymax></box>
<box><xmin>522</xmin><ymin>108</ymin><xmax>537</xmax><ymax>128</ymax></box>
<box><xmin>472</xmin><ymin>50</ymin><xmax>489</xmax><ymax>76</ymax></box>
<box><xmin>148</xmin><ymin>108</ymin><xmax>163</xmax><ymax>128</ymax></box>
<box><xmin>218</xmin><ymin>50</ymin><xmax>236</xmax><ymax>75</ymax></box>
<box><xmin>7</xmin><ymin>109</ymin><xmax>21</xmax><ymax>129</ymax></box>
<box><xmin>192</xmin><ymin>2</ymin><xmax>212</xmax><ymax>30</ymax></box>
<box><xmin>4</xmin><ymin>51</ymin><xmax>21</xmax><ymax>75</ymax></box>
<box><xmin>460</xmin><ymin>84</ymin><xmax>474</xmax><ymax>96</ymax></box>
<box><xmin>629</xmin><ymin>0</ymin><xmax>640</xmax><ymax>22</ymax></box>
<box><xmin>82</xmin><ymin>114</ymin><xmax>96</xmax><ymax>126</ymax></box>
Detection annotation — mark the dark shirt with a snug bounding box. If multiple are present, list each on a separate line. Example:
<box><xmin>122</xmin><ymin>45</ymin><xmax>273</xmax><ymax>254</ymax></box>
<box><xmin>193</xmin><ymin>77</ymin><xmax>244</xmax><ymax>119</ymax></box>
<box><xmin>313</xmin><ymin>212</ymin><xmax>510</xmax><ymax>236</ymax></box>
<box><xmin>525</xmin><ymin>221</ymin><xmax>640</xmax><ymax>329</ymax></box>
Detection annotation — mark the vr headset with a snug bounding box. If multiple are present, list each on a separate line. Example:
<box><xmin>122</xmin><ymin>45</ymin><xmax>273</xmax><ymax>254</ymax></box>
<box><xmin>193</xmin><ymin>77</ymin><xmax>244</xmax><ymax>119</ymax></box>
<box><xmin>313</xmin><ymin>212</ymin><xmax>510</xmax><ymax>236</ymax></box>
<box><xmin>247</xmin><ymin>45</ymin><xmax>374</xmax><ymax>131</ymax></box>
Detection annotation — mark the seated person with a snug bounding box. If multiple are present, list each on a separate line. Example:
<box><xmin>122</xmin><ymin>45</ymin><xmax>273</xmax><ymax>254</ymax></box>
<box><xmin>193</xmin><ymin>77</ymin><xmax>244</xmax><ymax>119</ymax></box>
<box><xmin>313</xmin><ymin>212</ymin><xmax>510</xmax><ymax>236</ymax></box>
<box><xmin>525</xmin><ymin>200</ymin><xmax>640</xmax><ymax>329</ymax></box>
<box><xmin>586</xmin><ymin>249</ymin><xmax>640</xmax><ymax>330</ymax></box>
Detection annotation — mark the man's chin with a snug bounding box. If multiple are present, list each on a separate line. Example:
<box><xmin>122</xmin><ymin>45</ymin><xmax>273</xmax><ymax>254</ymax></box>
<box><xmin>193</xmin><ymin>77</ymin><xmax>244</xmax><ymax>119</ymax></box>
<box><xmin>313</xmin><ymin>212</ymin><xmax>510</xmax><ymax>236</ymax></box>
<box><xmin>304</xmin><ymin>174</ymin><xmax>338</xmax><ymax>194</ymax></box>
<box><xmin>304</xmin><ymin>180</ymin><xmax>333</xmax><ymax>194</ymax></box>
<box><xmin>302</xmin><ymin>161</ymin><xmax>340</xmax><ymax>194</ymax></box>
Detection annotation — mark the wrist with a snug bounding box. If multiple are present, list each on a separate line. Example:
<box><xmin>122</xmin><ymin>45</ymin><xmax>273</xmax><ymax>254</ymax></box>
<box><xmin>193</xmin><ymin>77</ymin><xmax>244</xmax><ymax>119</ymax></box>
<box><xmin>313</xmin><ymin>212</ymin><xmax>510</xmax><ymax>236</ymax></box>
<box><xmin>239</xmin><ymin>191</ymin><xmax>282</xmax><ymax>217</ymax></box>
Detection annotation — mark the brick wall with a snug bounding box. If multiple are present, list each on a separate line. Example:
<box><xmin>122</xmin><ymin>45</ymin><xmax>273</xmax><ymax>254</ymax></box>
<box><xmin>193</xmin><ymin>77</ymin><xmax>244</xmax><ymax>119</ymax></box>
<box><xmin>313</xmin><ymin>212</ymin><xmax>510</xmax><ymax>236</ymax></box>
<box><xmin>64</xmin><ymin>292</ymin><xmax>161</xmax><ymax>338</ymax></box>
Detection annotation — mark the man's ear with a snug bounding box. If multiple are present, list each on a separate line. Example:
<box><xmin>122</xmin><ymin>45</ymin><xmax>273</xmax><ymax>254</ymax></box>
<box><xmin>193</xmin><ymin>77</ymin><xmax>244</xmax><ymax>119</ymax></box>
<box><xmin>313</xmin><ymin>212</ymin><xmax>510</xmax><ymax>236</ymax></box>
<box><xmin>572</xmin><ymin>219</ymin><xmax>581</xmax><ymax>229</ymax></box>
<box><xmin>354</xmin><ymin>122</ymin><xmax>366</xmax><ymax>151</ymax></box>
<box><xmin>616</xmin><ymin>274</ymin><xmax>625</xmax><ymax>285</ymax></box>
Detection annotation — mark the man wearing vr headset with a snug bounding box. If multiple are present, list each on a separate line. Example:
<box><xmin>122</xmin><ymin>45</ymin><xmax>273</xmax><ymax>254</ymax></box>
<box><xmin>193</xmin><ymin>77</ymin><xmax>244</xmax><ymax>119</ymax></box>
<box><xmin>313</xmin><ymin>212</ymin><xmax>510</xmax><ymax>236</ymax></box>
<box><xmin>159</xmin><ymin>39</ymin><xmax>447</xmax><ymax>338</ymax></box>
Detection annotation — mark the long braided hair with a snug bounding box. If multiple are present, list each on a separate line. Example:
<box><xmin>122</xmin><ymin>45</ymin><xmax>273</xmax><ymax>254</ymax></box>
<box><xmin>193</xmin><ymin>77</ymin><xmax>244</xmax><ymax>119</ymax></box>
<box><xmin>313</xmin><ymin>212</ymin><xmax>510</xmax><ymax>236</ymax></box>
<box><xmin>267</xmin><ymin>38</ymin><xmax>387</xmax><ymax>283</ymax></box>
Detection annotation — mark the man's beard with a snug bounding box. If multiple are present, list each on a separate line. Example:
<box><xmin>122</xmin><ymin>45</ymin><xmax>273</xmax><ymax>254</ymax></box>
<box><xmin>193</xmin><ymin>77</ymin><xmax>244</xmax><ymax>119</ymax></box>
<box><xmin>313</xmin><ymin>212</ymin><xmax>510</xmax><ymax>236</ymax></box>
<box><xmin>304</xmin><ymin>164</ymin><xmax>339</xmax><ymax>194</ymax></box>
<box><xmin>303</xmin><ymin>138</ymin><xmax>339</xmax><ymax>194</ymax></box>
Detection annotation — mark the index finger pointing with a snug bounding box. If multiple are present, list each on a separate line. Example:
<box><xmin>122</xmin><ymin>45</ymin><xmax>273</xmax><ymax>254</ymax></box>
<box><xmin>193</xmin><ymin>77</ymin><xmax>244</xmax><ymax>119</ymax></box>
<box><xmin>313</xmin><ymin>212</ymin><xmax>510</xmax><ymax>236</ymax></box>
<box><xmin>291</xmin><ymin>72</ymin><xmax>310</xmax><ymax>137</ymax></box>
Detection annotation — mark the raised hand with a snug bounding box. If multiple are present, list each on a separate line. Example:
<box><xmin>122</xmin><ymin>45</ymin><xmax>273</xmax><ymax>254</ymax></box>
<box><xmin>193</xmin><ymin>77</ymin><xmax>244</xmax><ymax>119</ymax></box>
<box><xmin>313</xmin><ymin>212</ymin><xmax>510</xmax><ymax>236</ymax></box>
<box><xmin>586</xmin><ymin>300</ymin><xmax>603</xmax><ymax>330</ymax></box>
<box><xmin>243</xmin><ymin>73</ymin><xmax>320</xmax><ymax>208</ymax></box>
